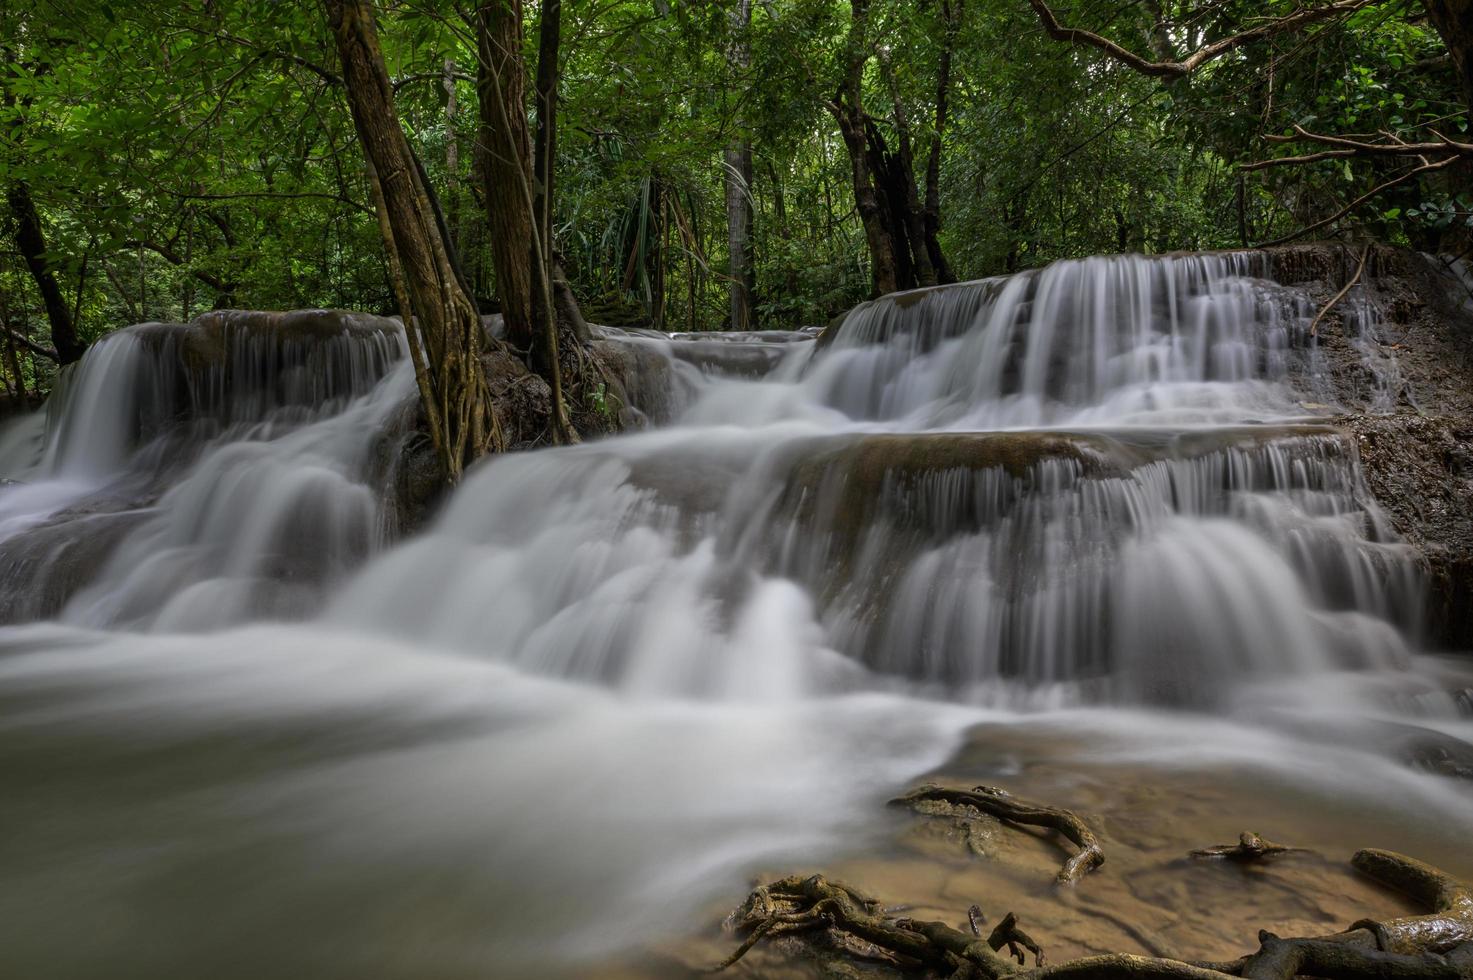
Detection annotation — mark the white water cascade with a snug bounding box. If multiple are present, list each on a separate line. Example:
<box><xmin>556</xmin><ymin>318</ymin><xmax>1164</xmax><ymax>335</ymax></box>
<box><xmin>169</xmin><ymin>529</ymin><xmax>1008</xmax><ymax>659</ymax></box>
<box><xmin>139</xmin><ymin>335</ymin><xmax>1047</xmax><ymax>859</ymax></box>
<box><xmin>0</xmin><ymin>256</ymin><xmax>1469</xmax><ymax>978</ymax></box>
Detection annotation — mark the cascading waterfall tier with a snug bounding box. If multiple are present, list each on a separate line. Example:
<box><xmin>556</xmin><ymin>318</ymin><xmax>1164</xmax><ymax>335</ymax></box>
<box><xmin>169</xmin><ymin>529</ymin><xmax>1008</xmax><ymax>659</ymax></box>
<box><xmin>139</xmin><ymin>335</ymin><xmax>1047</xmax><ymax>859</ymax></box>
<box><xmin>37</xmin><ymin>309</ymin><xmax>402</xmax><ymax>480</ymax></box>
<box><xmin>0</xmin><ymin>254</ymin><xmax>1427</xmax><ymax>692</ymax></box>
<box><xmin>0</xmin><ymin>251</ymin><xmax>1469</xmax><ymax>980</ymax></box>
<box><xmin>0</xmin><ymin>310</ymin><xmax>407</xmax><ymax>625</ymax></box>
<box><xmin>803</xmin><ymin>251</ymin><xmax>1349</xmax><ymax>428</ymax></box>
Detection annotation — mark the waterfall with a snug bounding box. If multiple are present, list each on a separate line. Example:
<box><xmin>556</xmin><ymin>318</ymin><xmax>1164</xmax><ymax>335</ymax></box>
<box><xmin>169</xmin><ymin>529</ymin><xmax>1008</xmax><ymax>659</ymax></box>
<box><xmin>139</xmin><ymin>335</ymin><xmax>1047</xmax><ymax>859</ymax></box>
<box><xmin>0</xmin><ymin>258</ymin><xmax>1469</xmax><ymax>979</ymax></box>
<box><xmin>0</xmin><ymin>310</ymin><xmax>406</xmax><ymax>623</ymax></box>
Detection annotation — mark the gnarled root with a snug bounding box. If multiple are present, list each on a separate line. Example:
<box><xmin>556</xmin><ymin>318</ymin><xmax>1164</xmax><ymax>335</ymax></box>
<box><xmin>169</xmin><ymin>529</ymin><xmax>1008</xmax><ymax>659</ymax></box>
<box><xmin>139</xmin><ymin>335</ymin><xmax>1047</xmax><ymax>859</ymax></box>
<box><xmin>893</xmin><ymin>784</ymin><xmax>1105</xmax><ymax>884</ymax></box>
<box><xmin>1238</xmin><ymin>928</ymin><xmax>1471</xmax><ymax>979</ymax></box>
<box><xmin>716</xmin><ymin>874</ymin><xmax>1018</xmax><ymax>977</ymax></box>
<box><xmin>1349</xmin><ymin>848</ymin><xmax>1473</xmax><ymax>955</ymax></box>
<box><xmin>989</xmin><ymin>912</ymin><xmax>1046</xmax><ymax>967</ymax></box>
<box><xmin>1190</xmin><ymin>832</ymin><xmax>1307</xmax><ymax>862</ymax></box>
<box><xmin>714</xmin><ymin>849</ymin><xmax>1473</xmax><ymax>978</ymax></box>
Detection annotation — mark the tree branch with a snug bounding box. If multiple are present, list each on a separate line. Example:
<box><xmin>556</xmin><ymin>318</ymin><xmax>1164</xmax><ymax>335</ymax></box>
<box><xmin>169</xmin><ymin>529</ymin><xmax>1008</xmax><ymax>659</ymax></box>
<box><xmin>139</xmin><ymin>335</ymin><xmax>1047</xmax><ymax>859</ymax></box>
<box><xmin>2</xmin><ymin>327</ymin><xmax>58</xmax><ymax>362</ymax></box>
<box><xmin>1027</xmin><ymin>0</ymin><xmax>1383</xmax><ymax>78</ymax></box>
<box><xmin>1258</xmin><ymin>155</ymin><xmax>1461</xmax><ymax>246</ymax></box>
<box><xmin>123</xmin><ymin>239</ymin><xmax>233</xmax><ymax>292</ymax></box>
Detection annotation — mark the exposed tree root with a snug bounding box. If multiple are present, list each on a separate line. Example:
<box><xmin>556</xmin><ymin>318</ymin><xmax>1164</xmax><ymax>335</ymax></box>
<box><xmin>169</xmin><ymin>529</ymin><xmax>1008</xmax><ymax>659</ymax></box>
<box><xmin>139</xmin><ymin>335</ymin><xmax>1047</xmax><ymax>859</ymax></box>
<box><xmin>989</xmin><ymin>912</ymin><xmax>1046</xmax><ymax>967</ymax></box>
<box><xmin>892</xmin><ymin>784</ymin><xmax>1105</xmax><ymax>884</ymax></box>
<box><xmin>714</xmin><ymin>848</ymin><xmax>1473</xmax><ymax>978</ymax></box>
<box><xmin>1190</xmin><ymin>832</ymin><xmax>1307</xmax><ymax>862</ymax></box>
<box><xmin>1349</xmin><ymin>849</ymin><xmax>1473</xmax><ymax>956</ymax></box>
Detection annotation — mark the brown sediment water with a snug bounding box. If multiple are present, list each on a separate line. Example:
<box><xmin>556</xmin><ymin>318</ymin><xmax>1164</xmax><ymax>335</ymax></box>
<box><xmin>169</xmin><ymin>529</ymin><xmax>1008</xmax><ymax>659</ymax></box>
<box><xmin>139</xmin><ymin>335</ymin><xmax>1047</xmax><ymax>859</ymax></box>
<box><xmin>641</xmin><ymin>719</ymin><xmax>1473</xmax><ymax>977</ymax></box>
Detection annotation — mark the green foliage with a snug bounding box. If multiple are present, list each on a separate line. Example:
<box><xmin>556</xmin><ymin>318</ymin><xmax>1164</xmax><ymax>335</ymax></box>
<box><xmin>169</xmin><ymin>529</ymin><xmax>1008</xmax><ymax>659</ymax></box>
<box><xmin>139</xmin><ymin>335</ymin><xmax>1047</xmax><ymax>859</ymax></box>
<box><xmin>0</xmin><ymin>0</ymin><xmax>1465</xmax><ymax>398</ymax></box>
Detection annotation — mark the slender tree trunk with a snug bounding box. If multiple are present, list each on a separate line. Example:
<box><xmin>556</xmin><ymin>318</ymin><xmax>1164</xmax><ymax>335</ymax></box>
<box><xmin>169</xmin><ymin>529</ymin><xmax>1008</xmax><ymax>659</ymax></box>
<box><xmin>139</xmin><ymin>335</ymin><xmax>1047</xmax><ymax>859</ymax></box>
<box><xmin>532</xmin><ymin>0</ymin><xmax>591</xmax><ymax>346</ymax></box>
<box><xmin>477</xmin><ymin>0</ymin><xmax>575</xmax><ymax>443</ymax></box>
<box><xmin>1141</xmin><ymin>0</ymin><xmax>1177</xmax><ymax>63</ymax></box>
<box><xmin>444</xmin><ymin>58</ymin><xmax>461</xmax><ymax>255</ymax></box>
<box><xmin>723</xmin><ymin>0</ymin><xmax>756</xmax><ymax>330</ymax></box>
<box><xmin>723</xmin><ymin>143</ymin><xmax>756</xmax><ymax>329</ymax></box>
<box><xmin>7</xmin><ymin>182</ymin><xmax>84</xmax><ymax>364</ymax></box>
<box><xmin>830</xmin><ymin>0</ymin><xmax>907</xmax><ymax>294</ymax></box>
<box><xmin>827</xmin><ymin>0</ymin><xmax>900</xmax><ymax>296</ymax></box>
<box><xmin>324</xmin><ymin>0</ymin><xmax>498</xmax><ymax>483</ymax></box>
<box><xmin>832</xmin><ymin>108</ymin><xmax>899</xmax><ymax>296</ymax></box>
<box><xmin>923</xmin><ymin>0</ymin><xmax>958</xmax><ymax>284</ymax></box>
<box><xmin>878</xmin><ymin>51</ymin><xmax>936</xmax><ymax>287</ymax></box>
<box><xmin>532</xmin><ymin>0</ymin><xmax>559</xmax><ymax>274</ymax></box>
<box><xmin>0</xmin><ymin>278</ymin><xmax>26</xmax><ymax>403</ymax></box>
<box><xmin>476</xmin><ymin>0</ymin><xmax>536</xmax><ymax>356</ymax></box>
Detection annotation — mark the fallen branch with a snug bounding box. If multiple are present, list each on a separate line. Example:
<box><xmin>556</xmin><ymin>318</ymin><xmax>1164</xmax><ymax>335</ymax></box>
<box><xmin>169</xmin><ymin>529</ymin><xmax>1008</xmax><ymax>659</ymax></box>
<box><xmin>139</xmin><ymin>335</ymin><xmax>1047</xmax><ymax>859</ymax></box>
<box><xmin>893</xmin><ymin>784</ymin><xmax>1105</xmax><ymax>883</ymax></box>
<box><xmin>1190</xmin><ymin>831</ymin><xmax>1308</xmax><ymax>861</ymax></box>
<box><xmin>1307</xmin><ymin>245</ymin><xmax>1373</xmax><ymax>337</ymax></box>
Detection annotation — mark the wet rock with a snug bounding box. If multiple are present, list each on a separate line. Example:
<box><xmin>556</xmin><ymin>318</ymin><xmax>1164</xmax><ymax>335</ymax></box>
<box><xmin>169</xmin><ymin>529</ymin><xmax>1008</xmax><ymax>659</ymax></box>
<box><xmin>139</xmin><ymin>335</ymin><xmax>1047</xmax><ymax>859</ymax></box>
<box><xmin>0</xmin><ymin>506</ymin><xmax>150</xmax><ymax>622</ymax></box>
<box><xmin>589</xmin><ymin>335</ymin><xmax>682</xmax><ymax>427</ymax></box>
<box><xmin>1343</xmin><ymin>414</ymin><xmax>1473</xmax><ymax>649</ymax></box>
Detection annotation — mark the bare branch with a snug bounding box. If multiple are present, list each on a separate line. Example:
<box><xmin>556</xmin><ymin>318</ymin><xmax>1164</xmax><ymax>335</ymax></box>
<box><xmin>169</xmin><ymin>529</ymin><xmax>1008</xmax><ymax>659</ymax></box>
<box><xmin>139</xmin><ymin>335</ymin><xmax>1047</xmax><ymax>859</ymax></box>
<box><xmin>1027</xmin><ymin>0</ymin><xmax>1383</xmax><ymax>78</ymax></box>
<box><xmin>1258</xmin><ymin>155</ymin><xmax>1461</xmax><ymax>246</ymax></box>
<box><xmin>2</xmin><ymin>327</ymin><xmax>57</xmax><ymax>362</ymax></box>
<box><xmin>1263</xmin><ymin>124</ymin><xmax>1473</xmax><ymax>157</ymax></box>
<box><xmin>1309</xmin><ymin>244</ymin><xmax>1371</xmax><ymax>336</ymax></box>
<box><xmin>123</xmin><ymin>239</ymin><xmax>233</xmax><ymax>293</ymax></box>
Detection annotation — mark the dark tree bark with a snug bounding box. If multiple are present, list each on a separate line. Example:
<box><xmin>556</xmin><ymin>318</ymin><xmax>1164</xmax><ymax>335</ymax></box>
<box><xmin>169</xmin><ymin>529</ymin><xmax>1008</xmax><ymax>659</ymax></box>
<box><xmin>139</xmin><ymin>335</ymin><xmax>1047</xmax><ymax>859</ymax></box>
<box><xmin>923</xmin><ymin>0</ymin><xmax>958</xmax><ymax>284</ymax></box>
<box><xmin>825</xmin><ymin>0</ymin><xmax>954</xmax><ymax>297</ymax></box>
<box><xmin>475</xmin><ymin>0</ymin><xmax>536</xmax><ymax>357</ymax></box>
<box><xmin>532</xmin><ymin>0</ymin><xmax>559</xmax><ymax>273</ymax></box>
<box><xmin>6</xmin><ymin>181</ymin><xmax>84</xmax><ymax>364</ymax></box>
<box><xmin>532</xmin><ymin>0</ymin><xmax>591</xmax><ymax>346</ymax></box>
<box><xmin>443</xmin><ymin>57</ymin><xmax>462</xmax><ymax>255</ymax></box>
<box><xmin>826</xmin><ymin>0</ymin><xmax>899</xmax><ymax>297</ymax></box>
<box><xmin>0</xmin><ymin>277</ymin><xmax>28</xmax><ymax>402</ymax></box>
<box><xmin>877</xmin><ymin>51</ymin><xmax>936</xmax><ymax>287</ymax></box>
<box><xmin>323</xmin><ymin>0</ymin><xmax>497</xmax><ymax>483</ymax></box>
<box><xmin>723</xmin><ymin>0</ymin><xmax>757</xmax><ymax>330</ymax></box>
<box><xmin>476</xmin><ymin>0</ymin><xmax>575</xmax><ymax>443</ymax></box>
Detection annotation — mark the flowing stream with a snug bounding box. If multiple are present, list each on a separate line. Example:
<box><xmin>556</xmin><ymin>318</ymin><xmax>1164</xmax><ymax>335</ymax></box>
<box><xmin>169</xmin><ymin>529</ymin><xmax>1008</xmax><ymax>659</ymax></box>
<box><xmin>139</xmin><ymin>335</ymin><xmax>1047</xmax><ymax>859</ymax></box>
<box><xmin>0</xmin><ymin>257</ymin><xmax>1470</xmax><ymax>978</ymax></box>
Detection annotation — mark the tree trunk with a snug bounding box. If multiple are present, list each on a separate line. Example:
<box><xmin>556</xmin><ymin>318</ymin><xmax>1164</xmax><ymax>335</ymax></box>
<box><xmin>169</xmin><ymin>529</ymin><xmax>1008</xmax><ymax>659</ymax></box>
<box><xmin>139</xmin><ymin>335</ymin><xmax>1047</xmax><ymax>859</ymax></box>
<box><xmin>323</xmin><ymin>0</ymin><xmax>497</xmax><ymax>483</ymax></box>
<box><xmin>533</xmin><ymin>0</ymin><xmax>559</xmax><ymax>275</ymax></box>
<box><xmin>0</xmin><ymin>278</ymin><xmax>27</xmax><ymax>402</ymax></box>
<box><xmin>923</xmin><ymin>0</ymin><xmax>958</xmax><ymax>284</ymax></box>
<box><xmin>828</xmin><ymin>0</ymin><xmax>899</xmax><ymax>297</ymax></box>
<box><xmin>1424</xmin><ymin>0</ymin><xmax>1473</xmax><ymax>122</ymax></box>
<box><xmin>533</xmin><ymin>0</ymin><xmax>590</xmax><ymax>347</ymax></box>
<box><xmin>444</xmin><ymin>57</ymin><xmax>461</xmax><ymax>255</ymax></box>
<box><xmin>478</xmin><ymin>0</ymin><xmax>575</xmax><ymax>443</ymax></box>
<box><xmin>723</xmin><ymin>143</ymin><xmax>756</xmax><ymax>329</ymax></box>
<box><xmin>832</xmin><ymin>107</ymin><xmax>899</xmax><ymax>296</ymax></box>
<box><xmin>7</xmin><ymin>181</ymin><xmax>84</xmax><ymax>364</ymax></box>
<box><xmin>723</xmin><ymin>0</ymin><xmax>756</xmax><ymax>330</ymax></box>
<box><xmin>476</xmin><ymin>0</ymin><xmax>537</xmax><ymax>356</ymax></box>
<box><xmin>877</xmin><ymin>52</ymin><xmax>937</xmax><ymax>288</ymax></box>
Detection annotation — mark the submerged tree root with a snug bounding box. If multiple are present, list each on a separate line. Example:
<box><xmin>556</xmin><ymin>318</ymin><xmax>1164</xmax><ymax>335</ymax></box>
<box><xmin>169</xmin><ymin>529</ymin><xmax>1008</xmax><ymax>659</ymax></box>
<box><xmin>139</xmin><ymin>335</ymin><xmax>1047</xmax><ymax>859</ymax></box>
<box><xmin>714</xmin><ymin>848</ymin><xmax>1473</xmax><ymax>978</ymax></box>
<box><xmin>1190</xmin><ymin>833</ymin><xmax>1307</xmax><ymax>862</ymax></box>
<box><xmin>892</xmin><ymin>784</ymin><xmax>1105</xmax><ymax>883</ymax></box>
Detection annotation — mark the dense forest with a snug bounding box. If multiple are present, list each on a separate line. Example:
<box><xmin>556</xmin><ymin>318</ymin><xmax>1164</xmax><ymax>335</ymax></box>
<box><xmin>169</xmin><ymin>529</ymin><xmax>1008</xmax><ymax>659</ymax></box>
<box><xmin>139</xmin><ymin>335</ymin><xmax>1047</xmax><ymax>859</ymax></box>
<box><xmin>3</xmin><ymin>0</ymin><xmax>1469</xmax><ymax>395</ymax></box>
